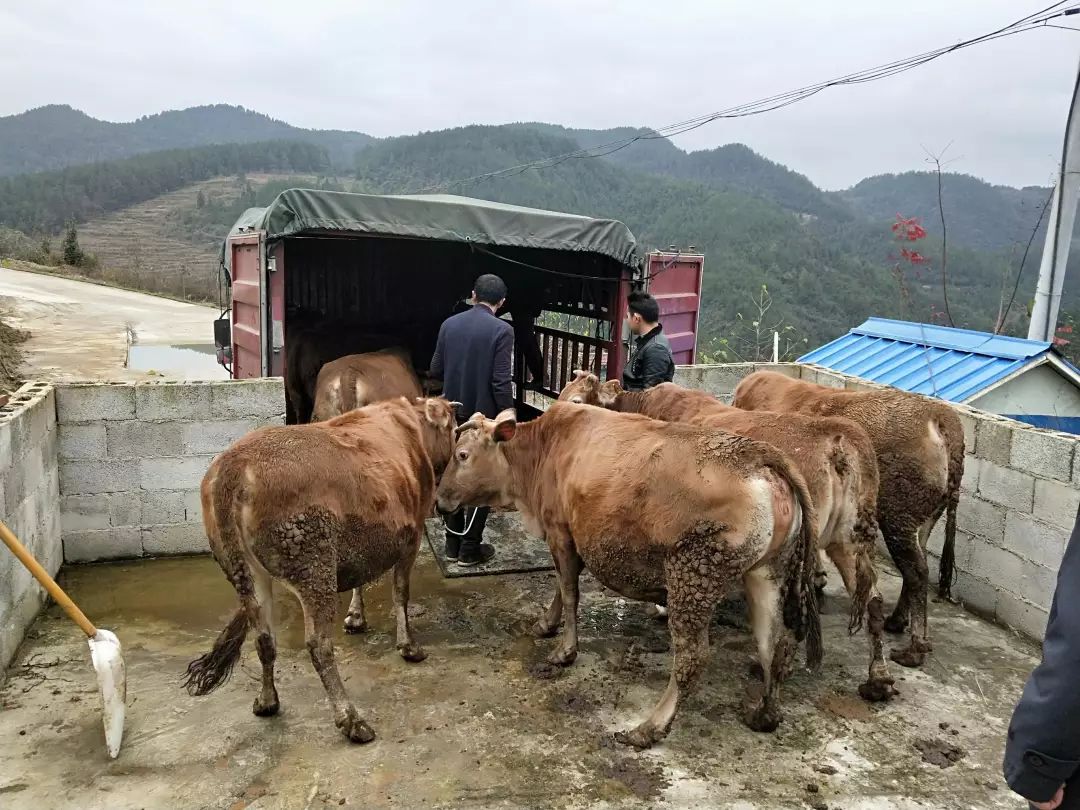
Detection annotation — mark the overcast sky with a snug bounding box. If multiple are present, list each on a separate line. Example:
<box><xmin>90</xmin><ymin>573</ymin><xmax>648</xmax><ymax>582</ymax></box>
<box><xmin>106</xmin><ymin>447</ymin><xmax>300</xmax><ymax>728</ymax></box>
<box><xmin>2</xmin><ymin>1</ymin><xmax>1079</xmax><ymax>189</ymax></box>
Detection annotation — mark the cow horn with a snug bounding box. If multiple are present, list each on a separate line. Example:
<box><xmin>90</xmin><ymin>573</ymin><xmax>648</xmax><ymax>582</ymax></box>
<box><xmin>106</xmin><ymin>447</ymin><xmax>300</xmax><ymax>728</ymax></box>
<box><xmin>448</xmin><ymin>401</ymin><xmax>463</xmax><ymax>409</ymax></box>
<box><xmin>455</xmin><ymin>419</ymin><xmax>483</xmax><ymax>437</ymax></box>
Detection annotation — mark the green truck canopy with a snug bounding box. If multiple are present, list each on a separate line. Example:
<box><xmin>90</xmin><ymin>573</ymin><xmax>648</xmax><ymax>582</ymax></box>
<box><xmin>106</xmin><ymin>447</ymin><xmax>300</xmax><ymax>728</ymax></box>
<box><xmin>221</xmin><ymin>189</ymin><xmax>640</xmax><ymax>272</ymax></box>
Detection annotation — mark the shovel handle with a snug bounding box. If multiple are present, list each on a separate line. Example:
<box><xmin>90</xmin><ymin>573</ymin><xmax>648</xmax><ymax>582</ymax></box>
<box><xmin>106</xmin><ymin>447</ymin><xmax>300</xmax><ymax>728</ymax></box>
<box><xmin>0</xmin><ymin>520</ymin><xmax>97</xmax><ymax>638</ymax></box>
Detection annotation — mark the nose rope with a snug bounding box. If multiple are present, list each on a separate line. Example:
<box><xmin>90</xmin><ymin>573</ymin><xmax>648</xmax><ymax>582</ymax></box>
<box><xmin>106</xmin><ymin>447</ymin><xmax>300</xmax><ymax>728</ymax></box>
<box><xmin>442</xmin><ymin>507</ymin><xmax>480</xmax><ymax>537</ymax></box>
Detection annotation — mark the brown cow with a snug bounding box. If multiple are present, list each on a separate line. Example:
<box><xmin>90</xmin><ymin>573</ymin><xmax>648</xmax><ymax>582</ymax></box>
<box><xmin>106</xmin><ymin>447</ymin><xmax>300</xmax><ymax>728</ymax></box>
<box><xmin>309</xmin><ymin>346</ymin><xmax>426</xmax><ymax>635</ymax></box>
<box><xmin>182</xmin><ymin>397</ymin><xmax>457</xmax><ymax>743</ymax></box>
<box><xmin>559</xmin><ymin>374</ymin><xmax>894</xmax><ymax>701</ymax></box>
<box><xmin>435</xmin><ymin>403</ymin><xmax>822</xmax><ymax>748</ymax></box>
<box><xmin>284</xmin><ymin>321</ymin><xmax>399</xmax><ymax>424</ymax></box>
<box><xmin>733</xmin><ymin>370</ymin><xmax>964</xmax><ymax>668</ymax></box>
<box><xmin>311</xmin><ymin>348</ymin><xmax>424</xmax><ymax>423</ymax></box>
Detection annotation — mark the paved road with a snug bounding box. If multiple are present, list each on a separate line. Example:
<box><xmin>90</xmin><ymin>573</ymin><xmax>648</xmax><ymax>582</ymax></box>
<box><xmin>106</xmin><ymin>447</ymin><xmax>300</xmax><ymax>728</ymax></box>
<box><xmin>0</xmin><ymin>264</ymin><xmax>227</xmax><ymax>382</ymax></box>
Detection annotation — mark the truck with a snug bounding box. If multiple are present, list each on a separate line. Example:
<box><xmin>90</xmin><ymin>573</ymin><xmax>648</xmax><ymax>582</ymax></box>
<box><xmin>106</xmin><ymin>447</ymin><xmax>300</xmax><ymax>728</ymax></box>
<box><xmin>214</xmin><ymin>189</ymin><xmax>704</xmax><ymax>422</ymax></box>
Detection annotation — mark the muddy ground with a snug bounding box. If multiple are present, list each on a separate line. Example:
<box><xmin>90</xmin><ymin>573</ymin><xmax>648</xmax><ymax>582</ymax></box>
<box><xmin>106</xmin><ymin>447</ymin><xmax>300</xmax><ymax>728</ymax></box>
<box><xmin>0</xmin><ymin>304</ymin><xmax>29</xmax><ymax>392</ymax></box>
<box><xmin>0</xmin><ymin>263</ymin><xmax>224</xmax><ymax>382</ymax></box>
<box><xmin>0</xmin><ymin>550</ymin><xmax>1034</xmax><ymax>809</ymax></box>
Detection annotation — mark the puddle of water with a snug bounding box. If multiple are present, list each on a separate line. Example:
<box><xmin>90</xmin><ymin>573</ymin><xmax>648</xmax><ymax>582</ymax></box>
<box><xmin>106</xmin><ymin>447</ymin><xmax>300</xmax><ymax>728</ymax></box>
<box><xmin>126</xmin><ymin>343</ymin><xmax>227</xmax><ymax>379</ymax></box>
<box><xmin>57</xmin><ymin>553</ymin><xmax>516</xmax><ymax>651</ymax></box>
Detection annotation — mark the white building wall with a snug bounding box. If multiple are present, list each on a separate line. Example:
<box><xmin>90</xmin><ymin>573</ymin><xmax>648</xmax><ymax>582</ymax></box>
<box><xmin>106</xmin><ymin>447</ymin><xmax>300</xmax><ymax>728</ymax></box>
<box><xmin>969</xmin><ymin>362</ymin><xmax>1080</xmax><ymax>418</ymax></box>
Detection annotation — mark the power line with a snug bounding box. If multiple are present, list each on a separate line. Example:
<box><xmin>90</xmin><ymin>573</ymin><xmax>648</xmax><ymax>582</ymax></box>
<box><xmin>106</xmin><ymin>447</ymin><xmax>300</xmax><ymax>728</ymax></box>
<box><xmin>405</xmin><ymin>2</ymin><xmax>1080</xmax><ymax>195</ymax></box>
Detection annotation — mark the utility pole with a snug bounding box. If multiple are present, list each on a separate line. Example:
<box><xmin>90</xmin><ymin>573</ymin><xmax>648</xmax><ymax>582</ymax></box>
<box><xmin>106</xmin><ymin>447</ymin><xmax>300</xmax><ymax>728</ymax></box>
<box><xmin>1029</xmin><ymin>56</ymin><xmax>1080</xmax><ymax>342</ymax></box>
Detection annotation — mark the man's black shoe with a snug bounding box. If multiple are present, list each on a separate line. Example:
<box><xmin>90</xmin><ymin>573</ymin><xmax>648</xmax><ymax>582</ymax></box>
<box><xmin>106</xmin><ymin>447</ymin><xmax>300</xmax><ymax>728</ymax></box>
<box><xmin>457</xmin><ymin>544</ymin><xmax>496</xmax><ymax>567</ymax></box>
<box><xmin>444</xmin><ymin>535</ymin><xmax>461</xmax><ymax>561</ymax></box>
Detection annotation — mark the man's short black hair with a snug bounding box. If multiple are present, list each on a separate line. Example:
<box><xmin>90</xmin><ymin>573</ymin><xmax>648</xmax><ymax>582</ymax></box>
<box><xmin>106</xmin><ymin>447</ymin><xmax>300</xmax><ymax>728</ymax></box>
<box><xmin>627</xmin><ymin>290</ymin><xmax>660</xmax><ymax>323</ymax></box>
<box><xmin>473</xmin><ymin>274</ymin><xmax>508</xmax><ymax>305</ymax></box>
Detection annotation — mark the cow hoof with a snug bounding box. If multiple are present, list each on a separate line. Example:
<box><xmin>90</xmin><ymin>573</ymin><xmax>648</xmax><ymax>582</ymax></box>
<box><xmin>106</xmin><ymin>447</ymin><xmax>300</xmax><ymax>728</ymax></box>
<box><xmin>883</xmin><ymin>615</ymin><xmax>908</xmax><ymax>635</ymax></box>
<box><xmin>858</xmin><ymin>678</ymin><xmax>897</xmax><ymax>702</ymax></box>
<box><xmin>343</xmin><ymin>615</ymin><xmax>368</xmax><ymax>634</ymax></box>
<box><xmin>547</xmin><ymin>647</ymin><xmax>578</xmax><ymax>667</ymax></box>
<box><xmin>397</xmin><ymin>642</ymin><xmax>428</xmax><ymax>663</ymax></box>
<box><xmin>530</xmin><ymin>620</ymin><xmax>559</xmax><ymax>639</ymax></box>
<box><xmin>338</xmin><ymin>712</ymin><xmax>376</xmax><ymax>744</ymax></box>
<box><xmin>744</xmin><ymin>702</ymin><xmax>781</xmax><ymax>733</ymax></box>
<box><xmin>613</xmin><ymin>725</ymin><xmax>662</xmax><ymax>750</ymax></box>
<box><xmin>889</xmin><ymin>647</ymin><xmax>926</xmax><ymax>668</ymax></box>
<box><xmin>252</xmin><ymin>694</ymin><xmax>280</xmax><ymax>717</ymax></box>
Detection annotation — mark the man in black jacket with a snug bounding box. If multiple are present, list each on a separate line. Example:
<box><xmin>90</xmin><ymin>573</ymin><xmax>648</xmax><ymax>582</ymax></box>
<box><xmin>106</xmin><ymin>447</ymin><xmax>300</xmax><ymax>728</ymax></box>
<box><xmin>430</xmin><ymin>273</ymin><xmax>514</xmax><ymax>566</ymax></box>
<box><xmin>622</xmin><ymin>290</ymin><xmax>675</xmax><ymax>391</ymax></box>
<box><xmin>1004</xmin><ymin>503</ymin><xmax>1080</xmax><ymax>809</ymax></box>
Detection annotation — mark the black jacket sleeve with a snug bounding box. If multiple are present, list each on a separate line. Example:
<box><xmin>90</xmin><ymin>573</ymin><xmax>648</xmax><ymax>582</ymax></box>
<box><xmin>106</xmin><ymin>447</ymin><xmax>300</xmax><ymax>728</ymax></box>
<box><xmin>1003</xmin><ymin>504</ymin><xmax>1080</xmax><ymax>802</ymax></box>
<box><xmin>429</xmin><ymin>323</ymin><xmax>445</xmax><ymax>381</ymax></box>
<box><xmin>639</xmin><ymin>342</ymin><xmax>675</xmax><ymax>389</ymax></box>
<box><xmin>491</xmin><ymin>325</ymin><xmax>514</xmax><ymax>412</ymax></box>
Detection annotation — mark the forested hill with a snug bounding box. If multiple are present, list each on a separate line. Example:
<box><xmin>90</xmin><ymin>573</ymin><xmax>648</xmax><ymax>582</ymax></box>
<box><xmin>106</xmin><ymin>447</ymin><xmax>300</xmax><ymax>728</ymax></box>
<box><xmin>0</xmin><ymin>105</ymin><xmax>374</xmax><ymax>176</ymax></box>
<box><xmin>0</xmin><ymin>105</ymin><xmax>1070</xmax><ymax>355</ymax></box>
<box><xmin>352</xmin><ymin>124</ymin><xmax>1063</xmax><ymax>350</ymax></box>
<box><xmin>0</xmin><ymin>140</ymin><xmax>331</xmax><ymax>233</ymax></box>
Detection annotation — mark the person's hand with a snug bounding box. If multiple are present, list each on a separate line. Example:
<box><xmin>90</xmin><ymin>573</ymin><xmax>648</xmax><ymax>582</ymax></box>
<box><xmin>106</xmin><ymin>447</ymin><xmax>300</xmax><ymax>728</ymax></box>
<box><xmin>1031</xmin><ymin>785</ymin><xmax>1065</xmax><ymax>810</ymax></box>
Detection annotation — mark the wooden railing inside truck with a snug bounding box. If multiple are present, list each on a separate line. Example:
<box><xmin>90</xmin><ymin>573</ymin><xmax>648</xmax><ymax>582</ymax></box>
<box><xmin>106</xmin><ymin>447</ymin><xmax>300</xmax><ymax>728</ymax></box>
<box><xmin>517</xmin><ymin>325</ymin><xmax>613</xmax><ymax>403</ymax></box>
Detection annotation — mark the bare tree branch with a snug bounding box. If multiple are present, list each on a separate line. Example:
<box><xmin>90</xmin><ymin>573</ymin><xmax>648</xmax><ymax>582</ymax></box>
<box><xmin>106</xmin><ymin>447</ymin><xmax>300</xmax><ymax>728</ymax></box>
<box><xmin>924</xmin><ymin>145</ymin><xmax>956</xmax><ymax>327</ymax></box>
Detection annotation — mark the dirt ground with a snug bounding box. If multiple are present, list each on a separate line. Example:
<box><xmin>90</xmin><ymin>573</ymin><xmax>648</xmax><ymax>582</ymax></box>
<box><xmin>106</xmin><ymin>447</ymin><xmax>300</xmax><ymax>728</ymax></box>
<box><xmin>0</xmin><ymin>304</ymin><xmax>29</xmax><ymax>391</ymax></box>
<box><xmin>0</xmin><ymin>547</ymin><xmax>1036</xmax><ymax>810</ymax></box>
<box><xmin>0</xmin><ymin>263</ymin><xmax>224</xmax><ymax>382</ymax></box>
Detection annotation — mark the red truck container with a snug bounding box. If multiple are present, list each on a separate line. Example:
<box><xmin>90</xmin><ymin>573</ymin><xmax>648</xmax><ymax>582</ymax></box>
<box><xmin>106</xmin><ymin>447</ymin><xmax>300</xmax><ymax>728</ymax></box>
<box><xmin>215</xmin><ymin>190</ymin><xmax>704</xmax><ymax>421</ymax></box>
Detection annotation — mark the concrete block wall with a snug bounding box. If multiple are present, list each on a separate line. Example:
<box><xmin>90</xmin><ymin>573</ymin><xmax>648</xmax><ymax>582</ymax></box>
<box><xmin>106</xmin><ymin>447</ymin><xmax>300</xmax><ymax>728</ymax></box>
<box><xmin>675</xmin><ymin>362</ymin><xmax>1076</xmax><ymax>641</ymax></box>
<box><xmin>0</xmin><ymin>382</ymin><xmax>62</xmax><ymax>672</ymax></box>
<box><xmin>56</xmin><ymin>380</ymin><xmax>285</xmax><ymax>563</ymax></box>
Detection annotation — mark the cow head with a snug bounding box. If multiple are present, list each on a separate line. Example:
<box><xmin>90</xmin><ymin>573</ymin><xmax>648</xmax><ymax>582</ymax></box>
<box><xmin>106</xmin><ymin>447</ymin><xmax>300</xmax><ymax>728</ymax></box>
<box><xmin>597</xmin><ymin>379</ymin><xmax>623</xmax><ymax>407</ymax></box>
<box><xmin>435</xmin><ymin>409</ymin><xmax>518</xmax><ymax>514</ymax></box>
<box><xmin>413</xmin><ymin>397</ymin><xmax>460</xmax><ymax>477</ymax></box>
<box><xmin>558</xmin><ymin>370</ymin><xmax>601</xmax><ymax>404</ymax></box>
<box><xmin>558</xmin><ymin>371</ymin><xmax>623</xmax><ymax>409</ymax></box>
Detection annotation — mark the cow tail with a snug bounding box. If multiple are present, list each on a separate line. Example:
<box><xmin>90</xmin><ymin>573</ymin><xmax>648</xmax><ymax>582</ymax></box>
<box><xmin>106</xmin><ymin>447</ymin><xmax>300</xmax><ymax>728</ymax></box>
<box><xmin>775</xmin><ymin>461</ymin><xmax>823</xmax><ymax>672</ymax></box>
<box><xmin>848</xmin><ymin>506</ymin><xmax>878</xmax><ymax>636</ymax></box>
<box><xmin>938</xmin><ymin>490</ymin><xmax>959</xmax><ymax>600</ymax></box>
<box><xmin>183</xmin><ymin>468</ymin><xmax>252</xmax><ymax>696</ymax></box>
<box><xmin>828</xmin><ymin>433</ymin><xmax>871</xmax><ymax>634</ymax></box>
<box><xmin>937</xmin><ymin>416</ymin><xmax>965</xmax><ymax>600</ymax></box>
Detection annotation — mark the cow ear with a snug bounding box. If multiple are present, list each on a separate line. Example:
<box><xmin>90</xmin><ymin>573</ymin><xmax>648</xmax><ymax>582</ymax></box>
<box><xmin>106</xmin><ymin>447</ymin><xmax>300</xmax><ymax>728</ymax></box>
<box><xmin>598</xmin><ymin>380</ymin><xmax>622</xmax><ymax>406</ymax></box>
<box><xmin>492</xmin><ymin>410</ymin><xmax>517</xmax><ymax>443</ymax></box>
<box><xmin>424</xmin><ymin>398</ymin><xmax>450</xmax><ymax>428</ymax></box>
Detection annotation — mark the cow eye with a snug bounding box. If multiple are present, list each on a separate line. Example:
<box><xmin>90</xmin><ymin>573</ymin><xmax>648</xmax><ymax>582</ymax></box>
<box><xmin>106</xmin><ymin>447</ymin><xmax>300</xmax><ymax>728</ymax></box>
<box><xmin>457</xmin><ymin>449</ymin><xmax>469</xmax><ymax>462</ymax></box>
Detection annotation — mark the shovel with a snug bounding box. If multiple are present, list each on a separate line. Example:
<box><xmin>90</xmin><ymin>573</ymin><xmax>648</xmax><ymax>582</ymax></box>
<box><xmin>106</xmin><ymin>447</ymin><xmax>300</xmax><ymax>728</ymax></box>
<box><xmin>0</xmin><ymin>520</ymin><xmax>126</xmax><ymax>759</ymax></box>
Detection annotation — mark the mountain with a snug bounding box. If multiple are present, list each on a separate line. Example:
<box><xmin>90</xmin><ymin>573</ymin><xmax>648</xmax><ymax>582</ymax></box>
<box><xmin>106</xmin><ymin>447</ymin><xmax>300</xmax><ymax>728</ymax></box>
<box><xmin>0</xmin><ymin>103</ymin><xmax>1070</xmax><ymax>355</ymax></box>
<box><xmin>0</xmin><ymin>140</ymin><xmax>333</xmax><ymax>233</ymax></box>
<box><xmin>0</xmin><ymin>104</ymin><xmax>374</xmax><ymax>176</ymax></box>
<box><xmin>353</xmin><ymin>125</ymin><xmax>920</xmax><ymax>348</ymax></box>
<box><xmin>838</xmin><ymin>172</ymin><xmax>1053</xmax><ymax>255</ymax></box>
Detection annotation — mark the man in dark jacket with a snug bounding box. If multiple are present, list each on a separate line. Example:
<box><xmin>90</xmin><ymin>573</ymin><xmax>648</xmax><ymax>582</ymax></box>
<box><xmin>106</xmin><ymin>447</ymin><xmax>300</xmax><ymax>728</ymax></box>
<box><xmin>622</xmin><ymin>290</ymin><xmax>675</xmax><ymax>391</ymax></box>
<box><xmin>1004</xmin><ymin>503</ymin><xmax>1080</xmax><ymax>809</ymax></box>
<box><xmin>429</xmin><ymin>273</ymin><xmax>514</xmax><ymax>566</ymax></box>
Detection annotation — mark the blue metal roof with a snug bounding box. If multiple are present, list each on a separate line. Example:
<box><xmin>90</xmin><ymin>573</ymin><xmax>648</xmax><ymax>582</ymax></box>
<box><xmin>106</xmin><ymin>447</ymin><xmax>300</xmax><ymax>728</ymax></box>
<box><xmin>798</xmin><ymin>317</ymin><xmax>1060</xmax><ymax>402</ymax></box>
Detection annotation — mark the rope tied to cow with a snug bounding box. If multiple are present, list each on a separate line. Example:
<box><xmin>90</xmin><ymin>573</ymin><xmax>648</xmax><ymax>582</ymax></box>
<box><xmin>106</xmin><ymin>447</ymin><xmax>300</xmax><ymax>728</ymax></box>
<box><xmin>442</xmin><ymin>507</ymin><xmax>481</xmax><ymax>537</ymax></box>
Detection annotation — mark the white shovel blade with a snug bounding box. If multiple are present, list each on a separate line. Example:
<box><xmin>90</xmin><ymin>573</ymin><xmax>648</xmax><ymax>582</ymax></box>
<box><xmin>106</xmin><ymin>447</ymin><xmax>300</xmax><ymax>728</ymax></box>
<box><xmin>87</xmin><ymin>629</ymin><xmax>126</xmax><ymax>759</ymax></box>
